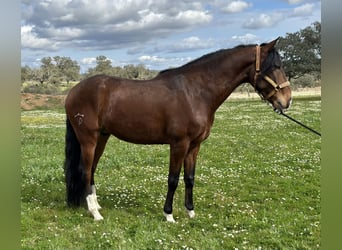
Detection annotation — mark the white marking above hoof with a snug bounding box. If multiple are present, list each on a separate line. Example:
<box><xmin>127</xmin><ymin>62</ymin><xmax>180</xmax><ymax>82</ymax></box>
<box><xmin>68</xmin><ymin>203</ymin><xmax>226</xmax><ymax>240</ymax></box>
<box><xmin>163</xmin><ymin>212</ymin><xmax>176</xmax><ymax>223</ymax></box>
<box><xmin>93</xmin><ymin>211</ymin><xmax>104</xmax><ymax>221</ymax></box>
<box><xmin>91</xmin><ymin>185</ymin><xmax>102</xmax><ymax>210</ymax></box>
<box><xmin>186</xmin><ymin>209</ymin><xmax>195</xmax><ymax>218</ymax></box>
<box><xmin>86</xmin><ymin>194</ymin><xmax>104</xmax><ymax>221</ymax></box>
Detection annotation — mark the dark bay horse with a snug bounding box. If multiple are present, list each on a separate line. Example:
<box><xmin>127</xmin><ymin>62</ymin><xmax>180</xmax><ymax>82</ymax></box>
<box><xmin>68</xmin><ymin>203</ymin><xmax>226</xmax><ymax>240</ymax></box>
<box><xmin>64</xmin><ymin>38</ymin><xmax>291</xmax><ymax>221</ymax></box>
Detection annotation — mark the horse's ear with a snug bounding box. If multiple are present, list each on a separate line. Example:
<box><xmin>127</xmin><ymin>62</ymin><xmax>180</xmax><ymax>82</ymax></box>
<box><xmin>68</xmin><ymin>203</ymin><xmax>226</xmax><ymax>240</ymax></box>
<box><xmin>273</xmin><ymin>37</ymin><xmax>280</xmax><ymax>45</ymax></box>
<box><xmin>262</xmin><ymin>37</ymin><xmax>280</xmax><ymax>51</ymax></box>
<box><xmin>261</xmin><ymin>37</ymin><xmax>280</xmax><ymax>51</ymax></box>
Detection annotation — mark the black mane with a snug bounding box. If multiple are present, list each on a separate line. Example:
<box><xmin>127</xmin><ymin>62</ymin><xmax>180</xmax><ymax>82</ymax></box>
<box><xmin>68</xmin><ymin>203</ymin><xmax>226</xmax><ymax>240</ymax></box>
<box><xmin>260</xmin><ymin>48</ymin><xmax>282</xmax><ymax>74</ymax></box>
<box><xmin>158</xmin><ymin>49</ymin><xmax>230</xmax><ymax>75</ymax></box>
<box><xmin>158</xmin><ymin>43</ymin><xmax>280</xmax><ymax>75</ymax></box>
<box><xmin>233</xmin><ymin>43</ymin><xmax>282</xmax><ymax>74</ymax></box>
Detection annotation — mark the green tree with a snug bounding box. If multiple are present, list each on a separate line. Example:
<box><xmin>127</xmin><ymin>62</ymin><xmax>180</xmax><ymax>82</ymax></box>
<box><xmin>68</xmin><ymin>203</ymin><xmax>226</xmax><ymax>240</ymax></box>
<box><xmin>21</xmin><ymin>65</ymin><xmax>32</xmax><ymax>83</ymax></box>
<box><xmin>40</xmin><ymin>57</ymin><xmax>54</xmax><ymax>84</ymax></box>
<box><xmin>85</xmin><ymin>55</ymin><xmax>112</xmax><ymax>77</ymax></box>
<box><xmin>95</xmin><ymin>55</ymin><xmax>112</xmax><ymax>74</ymax></box>
<box><xmin>53</xmin><ymin>56</ymin><xmax>80</xmax><ymax>84</ymax></box>
<box><xmin>38</xmin><ymin>56</ymin><xmax>81</xmax><ymax>84</ymax></box>
<box><xmin>277</xmin><ymin>22</ymin><xmax>321</xmax><ymax>82</ymax></box>
<box><xmin>123</xmin><ymin>64</ymin><xmax>139</xmax><ymax>79</ymax></box>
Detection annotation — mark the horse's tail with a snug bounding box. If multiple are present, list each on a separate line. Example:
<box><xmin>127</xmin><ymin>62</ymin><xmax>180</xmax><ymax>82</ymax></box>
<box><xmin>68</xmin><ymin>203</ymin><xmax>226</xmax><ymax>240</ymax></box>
<box><xmin>64</xmin><ymin>118</ymin><xmax>86</xmax><ymax>207</ymax></box>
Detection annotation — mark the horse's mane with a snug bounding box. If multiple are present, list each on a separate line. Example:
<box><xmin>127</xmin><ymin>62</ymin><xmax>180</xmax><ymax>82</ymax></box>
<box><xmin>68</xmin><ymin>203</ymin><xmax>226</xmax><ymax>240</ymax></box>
<box><xmin>158</xmin><ymin>43</ymin><xmax>280</xmax><ymax>75</ymax></box>
<box><xmin>158</xmin><ymin>49</ymin><xmax>231</xmax><ymax>75</ymax></box>
<box><xmin>260</xmin><ymin>47</ymin><xmax>282</xmax><ymax>74</ymax></box>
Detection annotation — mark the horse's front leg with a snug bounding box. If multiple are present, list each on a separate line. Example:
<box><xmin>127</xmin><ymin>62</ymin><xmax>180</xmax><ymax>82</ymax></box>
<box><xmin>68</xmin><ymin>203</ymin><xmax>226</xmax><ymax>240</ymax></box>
<box><xmin>184</xmin><ymin>144</ymin><xmax>200</xmax><ymax>219</ymax></box>
<box><xmin>163</xmin><ymin>140</ymin><xmax>189</xmax><ymax>223</ymax></box>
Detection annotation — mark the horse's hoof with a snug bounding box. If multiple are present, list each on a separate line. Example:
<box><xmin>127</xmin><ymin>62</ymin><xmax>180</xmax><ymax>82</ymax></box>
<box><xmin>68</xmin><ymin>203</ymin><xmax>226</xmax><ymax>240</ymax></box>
<box><xmin>186</xmin><ymin>209</ymin><xmax>195</xmax><ymax>218</ymax></box>
<box><xmin>163</xmin><ymin>212</ymin><xmax>176</xmax><ymax>223</ymax></box>
<box><xmin>93</xmin><ymin>212</ymin><xmax>104</xmax><ymax>221</ymax></box>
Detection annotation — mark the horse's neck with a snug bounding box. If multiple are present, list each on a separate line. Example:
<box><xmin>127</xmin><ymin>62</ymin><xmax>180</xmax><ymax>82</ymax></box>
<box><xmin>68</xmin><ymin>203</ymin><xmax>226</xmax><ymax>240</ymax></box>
<box><xmin>192</xmin><ymin>49</ymin><xmax>255</xmax><ymax>112</ymax></box>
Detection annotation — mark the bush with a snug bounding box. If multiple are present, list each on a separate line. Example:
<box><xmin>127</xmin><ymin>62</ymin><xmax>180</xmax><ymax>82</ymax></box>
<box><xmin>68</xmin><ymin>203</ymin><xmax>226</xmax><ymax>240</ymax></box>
<box><xmin>22</xmin><ymin>83</ymin><xmax>62</xmax><ymax>95</ymax></box>
<box><xmin>292</xmin><ymin>74</ymin><xmax>316</xmax><ymax>88</ymax></box>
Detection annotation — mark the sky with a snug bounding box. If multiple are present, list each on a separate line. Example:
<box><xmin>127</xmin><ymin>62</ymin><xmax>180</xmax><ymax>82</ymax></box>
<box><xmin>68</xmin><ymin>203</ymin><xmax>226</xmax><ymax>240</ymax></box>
<box><xmin>21</xmin><ymin>0</ymin><xmax>321</xmax><ymax>72</ymax></box>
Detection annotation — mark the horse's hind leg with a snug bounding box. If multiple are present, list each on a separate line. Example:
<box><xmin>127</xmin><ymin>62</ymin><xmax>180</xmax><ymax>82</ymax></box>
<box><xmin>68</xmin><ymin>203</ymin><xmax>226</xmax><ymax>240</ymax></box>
<box><xmin>91</xmin><ymin>134</ymin><xmax>110</xmax><ymax>210</ymax></box>
<box><xmin>80</xmin><ymin>140</ymin><xmax>104</xmax><ymax>221</ymax></box>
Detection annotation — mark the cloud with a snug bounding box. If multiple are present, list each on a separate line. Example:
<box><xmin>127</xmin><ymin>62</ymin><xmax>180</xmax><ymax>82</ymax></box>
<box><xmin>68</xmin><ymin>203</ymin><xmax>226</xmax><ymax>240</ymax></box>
<box><xmin>231</xmin><ymin>33</ymin><xmax>259</xmax><ymax>44</ymax></box>
<box><xmin>138</xmin><ymin>55</ymin><xmax>192</xmax><ymax>69</ymax></box>
<box><xmin>181</xmin><ymin>36</ymin><xmax>214</xmax><ymax>49</ymax></box>
<box><xmin>138</xmin><ymin>55</ymin><xmax>167</xmax><ymax>63</ymax></box>
<box><xmin>222</xmin><ymin>1</ymin><xmax>251</xmax><ymax>14</ymax></box>
<box><xmin>21</xmin><ymin>25</ymin><xmax>60</xmax><ymax>51</ymax></box>
<box><xmin>126</xmin><ymin>36</ymin><xmax>215</xmax><ymax>55</ymax></box>
<box><xmin>284</xmin><ymin>0</ymin><xmax>320</xmax><ymax>5</ymax></box>
<box><xmin>242</xmin><ymin>13</ymin><xmax>283</xmax><ymax>29</ymax></box>
<box><xmin>292</xmin><ymin>3</ymin><xmax>315</xmax><ymax>17</ymax></box>
<box><xmin>285</xmin><ymin>0</ymin><xmax>305</xmax><ymax>4</ymax></box>
<box><xmin>80</xmin><ymin>57</ymin><xmax>97</xmax><ymax>65</ymax></box>
<box><xmin>157</xmin><ymin>36</ymin><xmax>215</xmax><ymax>53</ymax></box>
<box><xmin>21</xmin><ymin>0</ymin><xmax>212</xmax><ymax>51</ymax></box>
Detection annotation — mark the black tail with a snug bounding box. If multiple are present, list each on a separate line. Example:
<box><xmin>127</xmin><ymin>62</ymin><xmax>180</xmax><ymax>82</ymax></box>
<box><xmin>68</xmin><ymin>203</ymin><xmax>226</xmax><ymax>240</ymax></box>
<box><xmin>64</xmin><ymin>118</ymin><xmax>86</xmax><ymax>207</ymax></box>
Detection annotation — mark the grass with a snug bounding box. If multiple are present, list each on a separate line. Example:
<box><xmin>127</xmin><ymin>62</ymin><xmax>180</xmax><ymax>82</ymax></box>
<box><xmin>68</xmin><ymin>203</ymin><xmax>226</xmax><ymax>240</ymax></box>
<box><xmin>21</xmin><ymin>96</ymin><xmax>321</xmax><ymax>249</ymax></box>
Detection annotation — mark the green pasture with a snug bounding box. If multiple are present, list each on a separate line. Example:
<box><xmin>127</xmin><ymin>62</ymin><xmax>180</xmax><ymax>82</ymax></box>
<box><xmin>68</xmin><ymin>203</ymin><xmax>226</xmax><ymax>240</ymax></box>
<box><xmin>21</xmin><ymin>96</ymin><xmax>321</xmax><ymax>249</ymax></box>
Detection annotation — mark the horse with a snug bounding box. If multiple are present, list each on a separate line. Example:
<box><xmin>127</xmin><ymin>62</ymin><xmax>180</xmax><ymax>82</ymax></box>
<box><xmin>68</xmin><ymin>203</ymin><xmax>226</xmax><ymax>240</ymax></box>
<box><xmin>64</xmin><ymin>38</ymin><xmax>292</xmax><ymax>222</ymax></box>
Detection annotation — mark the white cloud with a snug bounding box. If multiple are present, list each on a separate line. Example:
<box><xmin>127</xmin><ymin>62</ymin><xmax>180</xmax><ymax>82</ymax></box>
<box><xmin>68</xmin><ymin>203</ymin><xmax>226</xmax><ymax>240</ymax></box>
<box><xmin>80</xmin><ymin>57</ymin><xmax>97</xmax><ymax>65</ymax></box>
<box><xmin>286</xmin><ymin>0</ymin><xmax>305</xmax><ymax>4</ymax></box>
<box><xmin>243</xmin><ymin>13</ymin><xmax>283</xmax><ymax>29</ymax></box>
<box><xmin>139</xmin><ymin>55</ymin><xmax>166</xmax><ymax>63</ymax></box>
<box><xmin>169</xmin><ymin>36</ymin><xmax>214</xmax><ymax>53</ymax></box>
<box><xmin>21</xmin><ymin>0</ymin><xmax>212</xmax><ymax>51</ymax></box>
<box><xmin>175</xmin><ymin>10</ymin><xmax>212</xmax><ymax>25</ymax></box>
<box><xmin>231</xmin><ymin>33</ymin><xmax>258</xmax><ymax>44</ymax></box>
<box><xmin>138</xmin><ymin>55</ymin><xmax>193</xmax><ymax>69</ymax></box>
<box><xmin>292</xmin><ymin>3</ymin><xmax>314</xmax><ymax>17</ymax></box>
<box><xmin>222</xmin><ymin>1</ymin><xmax>250</xmax><ymax>13</ymax></box>
<box><xmin>21</xmin><ymin>25</ymin><xmax>60</xmax><ymax>51</ymax></box>
<box><xmin>182</xmin><ymin>36</ymin><xmax>214</xmax><ymax>47</ymax></box>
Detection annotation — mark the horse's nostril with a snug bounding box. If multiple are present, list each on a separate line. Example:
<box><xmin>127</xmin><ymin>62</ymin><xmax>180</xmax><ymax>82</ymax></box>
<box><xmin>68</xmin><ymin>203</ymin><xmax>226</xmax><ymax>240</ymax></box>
<box><xmin>277</xmin><ymin>101</ymin><xmax>284</xmax><ymax>110</ymax></box>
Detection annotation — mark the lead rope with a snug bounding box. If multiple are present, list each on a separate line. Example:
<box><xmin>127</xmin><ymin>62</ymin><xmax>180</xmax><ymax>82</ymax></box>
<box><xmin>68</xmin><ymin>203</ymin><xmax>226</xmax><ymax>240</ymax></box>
<box><xmin>280</xmin><ymin>112</ymin><xmax>321</xmax><ymax>137</ymax></box>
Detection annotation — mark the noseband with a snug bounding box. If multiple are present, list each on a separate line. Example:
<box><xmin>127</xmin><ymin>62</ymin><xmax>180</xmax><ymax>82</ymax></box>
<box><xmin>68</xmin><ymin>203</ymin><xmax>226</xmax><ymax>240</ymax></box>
<box><xmin>254</xmin><ymin>45</ymin><xmax>290</xmax><ymax>100</ymax></box>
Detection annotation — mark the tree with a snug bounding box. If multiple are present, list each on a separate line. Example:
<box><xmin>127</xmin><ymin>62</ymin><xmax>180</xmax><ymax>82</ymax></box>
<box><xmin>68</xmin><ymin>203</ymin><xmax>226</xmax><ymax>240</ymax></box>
<box><xmin>84</xmin><ymin>56</ymin><xmax>158</xmax><ymax>80</ymax></box>
<box><xmin>37</xmin><ymin>56</ymin><xmax>81</xmax><ymax>84</ymax></box>
<box><xmin>53</xmin><ymin>56</ymin><xmax>80</xmax><ymax>84</ymax></box>
<box><xmin>40</xmin><ymin>57</ymin><xmax>54</xmax><ymax>84</ymax></box>
<box><xmin>21</xmin><ymin>65</ymin><xmax>32</xmax><ymax>83</ymax></box>
<box><xmin>277</xmin><ymin>22</ymin><xmax>321</xmax><ymax>81</ymax></box>
<box><xmin>95</xmin><ymin>55</ymin><xmax>112</xmax><ymax>74</ymax></box>
<box><xmin>123</xmin><ymin>64</ymin><xmax>139</xmax><ymax>79</ymax></box>
<box><xmin>85</xmin><ymin>55</ymin><xmax>112</xmax><ymax>77</ymax></box>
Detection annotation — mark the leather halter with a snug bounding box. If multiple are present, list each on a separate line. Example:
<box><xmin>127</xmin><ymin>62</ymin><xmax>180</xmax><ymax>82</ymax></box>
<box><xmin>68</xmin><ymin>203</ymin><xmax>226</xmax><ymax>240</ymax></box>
<box><xmin>254</xmin><ymin>45</ymin><xmax>290</xmax><ymax>100</ymax></box>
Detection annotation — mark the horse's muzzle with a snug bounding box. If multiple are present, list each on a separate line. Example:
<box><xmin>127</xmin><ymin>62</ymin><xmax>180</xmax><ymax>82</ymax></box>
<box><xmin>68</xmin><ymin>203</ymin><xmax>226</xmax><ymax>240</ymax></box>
<box><xmin>273</xmin><ymin>97</ymin><xmax>292</xmax><ymax>114</ymax></box>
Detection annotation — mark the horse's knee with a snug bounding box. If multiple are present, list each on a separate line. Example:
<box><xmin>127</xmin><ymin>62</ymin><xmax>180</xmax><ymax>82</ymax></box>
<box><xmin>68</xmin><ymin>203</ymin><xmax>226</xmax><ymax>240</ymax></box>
<box><xmin>184</xmin><ymin>176</ymin><xmax>194</xmax><ymax>188</ymax></box>
<box><xmin>168</xmin><ymin>175</ymin><xmax>179</xmax><ymax>191</ymax></box>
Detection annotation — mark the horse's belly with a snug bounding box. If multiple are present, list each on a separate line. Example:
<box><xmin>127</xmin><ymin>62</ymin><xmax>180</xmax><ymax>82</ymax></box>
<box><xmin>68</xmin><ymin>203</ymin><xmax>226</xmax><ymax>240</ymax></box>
<box><xmin>104</xmin><ymin>112</ymin><xmax>169</xmax><ymax>144</ymax></box>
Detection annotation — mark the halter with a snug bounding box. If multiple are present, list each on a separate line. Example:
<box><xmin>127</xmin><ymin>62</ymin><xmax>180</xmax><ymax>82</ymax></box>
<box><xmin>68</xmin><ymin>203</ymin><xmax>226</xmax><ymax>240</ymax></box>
<box><xmin>254</xmin><ymin>45</ymin><xmax>290</xmax><ymax>100</ymax></box>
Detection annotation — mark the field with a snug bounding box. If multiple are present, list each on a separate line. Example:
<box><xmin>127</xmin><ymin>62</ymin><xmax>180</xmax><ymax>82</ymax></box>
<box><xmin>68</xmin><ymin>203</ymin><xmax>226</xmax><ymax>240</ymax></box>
<box><xmin>21</xmin><ymin>96</ymin><xmax>321</xmax><ymax>249</ymax></box>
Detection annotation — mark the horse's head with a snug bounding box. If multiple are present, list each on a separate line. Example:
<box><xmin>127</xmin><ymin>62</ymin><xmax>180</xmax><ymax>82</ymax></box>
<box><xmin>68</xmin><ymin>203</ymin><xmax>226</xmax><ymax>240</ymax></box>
<box><xmin>253</xmin><ymin>38</ymin><xmax>292</xmax><ymax>113</ymax></box>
